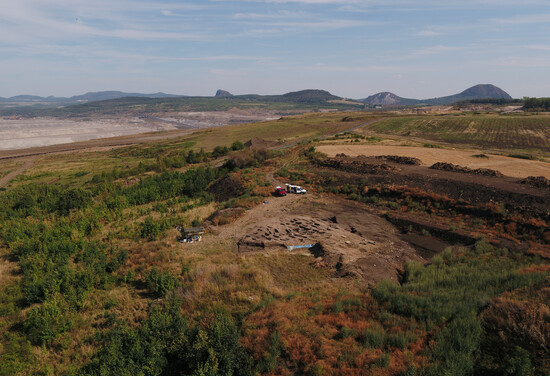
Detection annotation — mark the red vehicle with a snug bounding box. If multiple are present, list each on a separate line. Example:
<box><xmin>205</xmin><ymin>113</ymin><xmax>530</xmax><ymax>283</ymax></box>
<box><xmin>274</xmin><ymin>186</ymin><xmax>287</xmax><ymax>196</ymax></box>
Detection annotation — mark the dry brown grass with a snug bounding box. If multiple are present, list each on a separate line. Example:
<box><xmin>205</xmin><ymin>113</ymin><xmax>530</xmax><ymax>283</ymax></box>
<box><xmin>0</xmin><ymin>250</ymin><xmax>19</xmax><ymax>288</ymax></box>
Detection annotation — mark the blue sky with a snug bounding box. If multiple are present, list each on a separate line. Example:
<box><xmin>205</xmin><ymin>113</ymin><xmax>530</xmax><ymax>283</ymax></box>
<box><xmin>1</xmin><ymin>0</ymin><xmax>549</xmax><ymax>98</ymax></box>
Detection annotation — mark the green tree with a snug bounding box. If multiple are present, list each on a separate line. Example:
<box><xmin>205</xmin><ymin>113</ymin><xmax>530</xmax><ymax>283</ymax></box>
<box><xmin>230</xmin><ymin>141</ymin><xmax>244</xmax><ymax>151</ymax></box>
<box><xmin>24</xmin><ymin>297</ymin><xmax>72</xmax><ymax>346</ymax></box>
<box><xmin>141</xmin><ymin>217</ymin><xmax>161</xmax><ymax>241</ymax></box>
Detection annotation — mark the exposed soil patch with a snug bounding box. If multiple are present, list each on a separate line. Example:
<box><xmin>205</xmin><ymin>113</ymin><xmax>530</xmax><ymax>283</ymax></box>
<box><xmin>204</xmin><ymin>207</ymin><xmax>246</xmax><ymax>226</ymax></box>
<box><xmin>318</xmin><ymin>154</ymin><xmax>398</xmax><ymax>174</ymax></box>
<box><xmin>317</xmin><ymin>144</ymin><xmax>550</xmax><ymax>179</ymax></box>
<box><xmin>430</xmin><ymin>162</ymin><xmax>503</xmax><ymax>177</ymax></box>
<box><xmin>385</xmin><ymin>212</ymin><xmax>477</xmax><ymax>246</ymax></box>
<box><xmin>238</xmin><ymin>216</ymin><xmax>338</xmax><ymax>249</ymax></box>
<box><xmin>400</xmin><ymin>233</ymin><xmax>450</xmax><ymax>259</ymax></box>
<box><xmin>205</xmin><ymin>194</ymin><xmax>422</xmax><ymax>284</ymax></box>
<box><xmin>245</xmin><ymin>137</ymin><xmax>280</xmax><ymax>150</ymax></box>
<box><xmin>207</xmin><ymin>175</ymin><xmax>245</xmax><ymax>201</ymax></box>
<box><xmin>521</xmin><ymin>176</ymin><xmax>550</xmax><ymax>189</ymax></box>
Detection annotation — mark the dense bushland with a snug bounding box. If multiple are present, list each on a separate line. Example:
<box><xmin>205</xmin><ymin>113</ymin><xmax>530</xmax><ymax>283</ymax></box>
<box><xmin>242</xmin><ymin>243</ymin><xmax>547</xmax><ymax>375</ymax></box>
<box><xmin>523</xmin><ymin>97</ymin><xmax>550</xmax><ymax>111</ymax></box>
<box><xmin>82</xmin><ymin>302</ymin><xmax>254</xmax><ymax>376</ymax></box>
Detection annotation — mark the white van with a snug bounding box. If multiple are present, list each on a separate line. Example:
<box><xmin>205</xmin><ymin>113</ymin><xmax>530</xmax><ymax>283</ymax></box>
<box><xmin>285</xmin><ymin>183</ymin><xmax>307</xmax><ymax>194</ymax></box>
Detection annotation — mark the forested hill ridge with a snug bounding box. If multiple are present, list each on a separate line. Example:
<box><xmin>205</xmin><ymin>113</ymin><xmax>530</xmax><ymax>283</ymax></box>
<box><xmin>422</xmin><ymin>84</ymin><xmax>512</xmax><ymax>105</ymax></box>
<box><xmin>0</xmin><ymin>89</ymin><xmax>361</xmax><ymax>117</ymax></box>
<box><xmin>361</xmin><ymin>84</ymin><xmax>512</xmax><ymax>106</ymax></box>
<box><xmin>213</xmin><ymin>89</ymin><xmax>341</xmax><ymax>103</ymax></box>
<box><xmin>0</xmin><ymin>91</ymin><xmax>181</xmax><ymax>104</ymax></box>
<box><xmin>2</xmin><ymin>85</ymin><xmax>540</xmax><ymax>118</ymax></box>
<box><xmin>0</xmin><ymin>85</ymin><xmax>519</xmax><ymax>116</ymax></box>
<box><xmin>0</xmin><ymin>89</ymin><xmax>339</xmax><ymax>107</ymax></box>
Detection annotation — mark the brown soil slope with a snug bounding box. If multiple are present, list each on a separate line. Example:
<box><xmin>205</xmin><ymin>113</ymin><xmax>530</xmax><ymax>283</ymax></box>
<box><xmin>204</xmin><ymin>193</ymin><xmax>421</xmax><ymax>284</ymax></box>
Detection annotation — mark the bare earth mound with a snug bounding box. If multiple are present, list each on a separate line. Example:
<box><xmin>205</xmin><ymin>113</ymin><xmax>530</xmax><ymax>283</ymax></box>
<box><xmin>430</xmin><ymin>162</ymin><xmax>503</xmax><ymax>177</ymax></box>
<box><xmin>521</xmin><ymin>176</ymin><xmax>550</xmax><ymax>189</ymax></box>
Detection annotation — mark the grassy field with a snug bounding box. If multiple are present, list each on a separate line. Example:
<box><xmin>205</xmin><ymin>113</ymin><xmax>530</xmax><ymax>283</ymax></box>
<box><xmin>189</xmin><ymin>112</ymin><xmax>381</xmax><ymax>149</ymax></box>
<box><xmin>355</xmin><ymin>114</ymin><xmax>550</xmax><ymax>154</ymax></box>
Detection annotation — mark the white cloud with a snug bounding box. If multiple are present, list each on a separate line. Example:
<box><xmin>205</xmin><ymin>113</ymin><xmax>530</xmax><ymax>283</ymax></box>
<box><xmin>526</xmin><ymin>44</ymin><xmax>550</xmax><ymax>51</ymax></box>
<box><xmin>490</xmin><ymin>13</ymin><xmax>550</xmax><ymax>24</ymax></box>
<box><xmin>312</xmin><ymin>63</ymin><xmax>407</xmax><ymax>73</ymax></box>
<box><xmin>234</xmin><ymin>10</ymin><xmax>306</xmax><ymax>19</ymax></box>
<box><xmin>414</xmin><ymin>45</ymin><xmax>465</xmax><ymax>55</ymax></box>
<box><xmin>414</xmin><ymin>30</ymin><xmax>441</xmax><ymax>37</ymax></box>
<box><xmin>492</xmin><ymin>56</ymin><xmax>550</xmax><ymax>68</ymax></box>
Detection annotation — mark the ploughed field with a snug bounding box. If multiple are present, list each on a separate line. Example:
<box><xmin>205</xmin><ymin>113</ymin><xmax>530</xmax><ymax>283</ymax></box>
<box><xmin>355</xmin><ymin>115</ymin><xmax>550</xmax><ymax>152</ymax></box>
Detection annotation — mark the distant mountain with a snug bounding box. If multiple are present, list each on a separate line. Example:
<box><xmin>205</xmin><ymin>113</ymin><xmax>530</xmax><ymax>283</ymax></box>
<box><xmin>0</xmin><ymin>91</ymin><xmax>180</xmax><ymax>104</ymax></box>
<box><xmin>423</xmin><ymin>84</ymin><xmax>512</xmax><ymax>105</ymax></box>
<box><xmin>232</xmin><ymin>89</ymin><xmax>341</xmax><ymax>104</ymax></box>
<box><xmin>360</xmin><ymin>84</ymin><xmax>513</xmax><ymax>107</ymax></box>
<box><xmin>215</xmin><ymin>89</ymin><xmax>234</xmax><ymax>98</ymax></box>
<box><xmin>71</xmin><ymin>91</ymin><xmax>180</xmax><ymax>102</ymax></box>
<box><xmin>0</xmin><ymin>89</ymin><xmax>361</xmax><ymax>117</ymax></box>
<box><xmin>6</xmin><ymin>95</ymin><xmax>48</xmax><ymax>102</ymax></box>
<box><xmin>279</xmin><ymin>89</ymin><xmax>339</xmax><ymax>103</ymax></box>
<box><xmin>361</xmin><ymin>92</ymin><xmax>419</xmax><ymax>106</ymax></box>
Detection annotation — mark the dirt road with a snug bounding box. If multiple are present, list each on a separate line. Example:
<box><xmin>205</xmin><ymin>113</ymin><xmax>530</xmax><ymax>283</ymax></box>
<box><xmin>0</xmin><ymin>157</ymin><xmax>34</xmax><ymax>188</ymax></box>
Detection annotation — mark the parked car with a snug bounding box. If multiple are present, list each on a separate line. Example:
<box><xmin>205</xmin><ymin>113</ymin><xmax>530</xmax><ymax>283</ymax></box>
<box><xmin>274</xmin><ymin>186</ymin><xmax>287</xmax><ymax>196</ymax></box>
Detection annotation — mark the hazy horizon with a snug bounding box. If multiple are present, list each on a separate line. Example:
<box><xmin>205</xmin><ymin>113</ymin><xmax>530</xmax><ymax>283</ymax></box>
<box><xmin>0</xmin><ymin>83</ymin><xmax>519</xmax><ymax>101</ymax></box>
<box><xmin>2</xmin><ymin>0</ymin><xmax>549</xmax><ymax>99</ymax></box>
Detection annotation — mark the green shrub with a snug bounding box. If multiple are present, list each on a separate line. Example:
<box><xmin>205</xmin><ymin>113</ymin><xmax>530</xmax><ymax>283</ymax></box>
<box><xmin>141</xmin><ymin>217</ymin><xmax>161</xmax><ymax>240</ymax></box>
<box><xmin>507</xmin><ymin>154</ymin><xmax>535</xmax><ymax>160</ymax></box>
<box><xmin>336</xmin><ymin>326</ymin><xmax>356</xmax><ymax>340</ymax></box>
<box><xmin>231</xmin><ymin>141</ymin><xmax>244</xmax><ymax>151</ymax></box>
<box><xmin>429</xmin><ymin>314</ymin><xmax>481</xmax><ymax>376</ymax></box>
<box><xmin>0</xmin><ymin>332</ymin><xmax>35</xmax><ymax>375</ymax></box>
<box><xmin>331</xmin><ymin>300</ymin><xmax>344</xmax><ymax>313</ymax></box>
<box><xmin>146</xmin><ymin>268</ymin><xmax>178</xmax><ymax>297</ymax></box>
<box><xmin>376</xmin><ymin>353</ymin><xmax>391</xmax><ymax>368</ymax></box>
<box><xmin>504</xmin><ymin>346</ymin><xmax>534</xmax><ymax>376</ymax></box>
<box><xmin>387</xmin><ymin>332</ymin><xmax>411</xmax><ymax>349</ymax></box>
<box><xmin>372</xmin><ymin>244</ymin><xmax>547</xmax><ymax>376</ymax></box>
<box><xmin>359</xmin><ymin>324</ymin><xmax>385</xmax><ymax>348</ymax></box>
<box><xmin>24</xmin><ymin>297</ymin><xmax>73</xmax><ymax>346</ymax></box>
